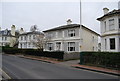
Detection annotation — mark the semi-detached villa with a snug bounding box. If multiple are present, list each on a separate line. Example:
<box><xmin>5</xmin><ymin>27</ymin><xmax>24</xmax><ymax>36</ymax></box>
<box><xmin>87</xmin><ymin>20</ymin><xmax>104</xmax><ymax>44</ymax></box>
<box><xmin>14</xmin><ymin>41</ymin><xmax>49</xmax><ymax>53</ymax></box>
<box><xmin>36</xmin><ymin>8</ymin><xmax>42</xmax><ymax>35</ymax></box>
<box><xmin>43</xmin><ymin>19</ymin><xmax>100</xmax><ymax>52</ymax></box>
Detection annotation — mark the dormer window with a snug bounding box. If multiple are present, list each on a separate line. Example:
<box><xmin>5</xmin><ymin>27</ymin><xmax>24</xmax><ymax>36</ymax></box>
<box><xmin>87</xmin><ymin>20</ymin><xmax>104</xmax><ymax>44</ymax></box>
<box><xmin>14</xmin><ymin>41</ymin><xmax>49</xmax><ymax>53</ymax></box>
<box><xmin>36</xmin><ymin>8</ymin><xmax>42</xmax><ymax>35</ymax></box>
<box><xmin>68</xmin><ymin>29</ymin><xmax>75</xmax><ymax>37</ymax></box>
<box><xmin>109</xmin><ymin>19</ymin><xmax>114</xmax><ymax>30</ymax></box>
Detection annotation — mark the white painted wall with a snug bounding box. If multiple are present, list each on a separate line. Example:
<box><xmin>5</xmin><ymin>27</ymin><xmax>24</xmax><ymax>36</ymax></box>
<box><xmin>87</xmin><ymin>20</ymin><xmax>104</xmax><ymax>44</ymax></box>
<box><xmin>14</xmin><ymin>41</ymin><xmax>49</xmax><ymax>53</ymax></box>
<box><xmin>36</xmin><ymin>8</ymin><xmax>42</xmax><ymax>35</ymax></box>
<box><xmin>81</xmin><ymin>28</ymin><xmax>98</xmax><ymax>51</ymax></box>
<box><xmin>101</xmin><ymin>35</ymin><xmax>120</xmax><ymax>52</ymax></box>
<box><xmin>44</xmin><ymin>27</ymin><xmax>99</xmax><ymax>52</ymax></box>
<box><xmin>0</xmin><ymin>36</ymin><xmax>16</xmax><ymax>47</ymax></box>
<box><xmin>18</xmin><ymin>34</ymin><xmax>43</xmax><ymax>49</ymax></box>
<box><xmin>100</xmin><ymin>15</ymin><xmax>120</xmax><ymax>52</ymax></box>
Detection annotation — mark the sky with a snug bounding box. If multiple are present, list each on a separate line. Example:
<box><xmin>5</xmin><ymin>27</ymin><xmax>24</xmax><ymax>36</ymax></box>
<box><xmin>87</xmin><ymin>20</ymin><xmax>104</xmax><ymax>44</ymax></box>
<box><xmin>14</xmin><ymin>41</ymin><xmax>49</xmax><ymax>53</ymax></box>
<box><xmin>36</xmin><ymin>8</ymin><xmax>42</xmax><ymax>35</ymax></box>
<box><xmin>0</xmin><ymin>0</ymin><xmax>119</xmax><ymax>34</ymax></box>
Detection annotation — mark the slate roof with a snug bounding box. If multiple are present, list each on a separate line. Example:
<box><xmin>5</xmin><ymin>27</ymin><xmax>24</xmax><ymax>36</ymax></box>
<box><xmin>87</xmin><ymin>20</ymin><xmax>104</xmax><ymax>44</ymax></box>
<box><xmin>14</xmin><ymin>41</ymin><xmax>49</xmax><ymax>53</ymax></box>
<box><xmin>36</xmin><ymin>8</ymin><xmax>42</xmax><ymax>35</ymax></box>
<box><xmin>0</xmin><ymin>29</ymin><xmax>19</xmax><ymax>37</ymax></box>
<box><xmin>19</xmin><ymin>31</ymin><xmax>44</xmax><ymax>36</ymax></box>
<box><xmin>43</xmin><ymin>24</ymin><xmax>100</xmax><ymax>36</ymax></box>
<box><xmin>97</xmin><ymin>9</ymin><xmax>120</xmax><ymax>21</ymax></box>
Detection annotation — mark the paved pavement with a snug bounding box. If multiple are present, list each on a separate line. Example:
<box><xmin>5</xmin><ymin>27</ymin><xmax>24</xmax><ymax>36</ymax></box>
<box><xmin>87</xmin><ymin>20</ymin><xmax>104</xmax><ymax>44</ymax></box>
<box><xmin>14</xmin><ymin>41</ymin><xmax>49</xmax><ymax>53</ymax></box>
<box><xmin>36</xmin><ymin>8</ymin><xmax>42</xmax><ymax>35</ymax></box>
<box><xmin>2</xmin><ymin>55</ymin><xmax>119</xmax><ymax>79</ymax></box>
<box><xmin>58</xmin><ymin>60</ymin><xmax>80</xmax><ymax>66</ymax></box>
<box><xmin>18</xmin><ymin>55</ymin><xmax>120</xmax><ymax>76</ymax></box>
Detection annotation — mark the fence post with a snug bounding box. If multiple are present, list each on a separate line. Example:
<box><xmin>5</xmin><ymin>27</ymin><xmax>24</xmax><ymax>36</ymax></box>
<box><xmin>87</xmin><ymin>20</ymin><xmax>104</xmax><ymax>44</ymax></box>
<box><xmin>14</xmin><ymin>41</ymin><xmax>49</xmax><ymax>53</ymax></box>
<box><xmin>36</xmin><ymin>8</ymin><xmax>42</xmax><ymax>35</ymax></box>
<box><xmin>80</xmin><ymin>52</ymin><xmax>84</xmax><ymax>65</ymax></box>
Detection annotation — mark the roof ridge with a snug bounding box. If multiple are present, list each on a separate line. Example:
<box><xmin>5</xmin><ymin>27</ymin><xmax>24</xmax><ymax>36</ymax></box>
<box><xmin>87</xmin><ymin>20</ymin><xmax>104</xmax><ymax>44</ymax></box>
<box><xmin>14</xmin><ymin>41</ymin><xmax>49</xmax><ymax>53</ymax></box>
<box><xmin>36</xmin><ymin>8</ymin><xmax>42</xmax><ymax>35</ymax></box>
<box><xmin>97</xmin><ymin>9</ymin><xmax>120</xmax><ymax>21</ymax></box>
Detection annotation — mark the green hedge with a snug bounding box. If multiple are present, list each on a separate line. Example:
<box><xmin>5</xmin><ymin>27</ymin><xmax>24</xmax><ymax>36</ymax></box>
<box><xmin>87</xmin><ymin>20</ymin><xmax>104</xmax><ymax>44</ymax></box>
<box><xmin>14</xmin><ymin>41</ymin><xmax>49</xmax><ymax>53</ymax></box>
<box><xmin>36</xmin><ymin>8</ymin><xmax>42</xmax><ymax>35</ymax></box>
<box><xmin>80</xmin><ymin>52</ymin><xmax>120</xmax><ymax>69</ymax></box>
<box><xmin>2</xmin><ymin>47</ymin><xmax>64</xmax><ymax>60</ymax></box>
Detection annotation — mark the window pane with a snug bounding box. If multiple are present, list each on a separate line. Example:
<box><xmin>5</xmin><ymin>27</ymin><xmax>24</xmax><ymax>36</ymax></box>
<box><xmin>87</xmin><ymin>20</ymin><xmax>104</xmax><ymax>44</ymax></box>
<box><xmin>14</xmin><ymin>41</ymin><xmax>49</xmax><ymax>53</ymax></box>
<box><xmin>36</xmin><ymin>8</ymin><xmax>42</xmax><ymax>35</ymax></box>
<box><xmin>68</xmin><ymin>29</ymin><xmax>75</xmax><ymax>37</ymax></box>
<box><xmin>110</xmin><ymin>38</ymin><xmax>115</xmax><ymax>49</ymax></box>
<box><xmin>105</xmin><ymin>39</ymin><xmax>107</xmax><ymax>50</ymax></box>
<box><xmin>48</xmin><ymin>43</ymin><xmax>53</xmax><ymax>50</ymax></box>
<box><xmin>104</xmin><ymin>21</ymin><xmax>106</xmax><ymax>31</ymax></box>
<box><xmin>109</xmin><ymin>19</ymin><xmax>114</xmax><ymax>30</ymax></box>
<box><xmin>68</xmin><ymin>42</ymin><xmax>75</xmax><ymax>51</ymax></box>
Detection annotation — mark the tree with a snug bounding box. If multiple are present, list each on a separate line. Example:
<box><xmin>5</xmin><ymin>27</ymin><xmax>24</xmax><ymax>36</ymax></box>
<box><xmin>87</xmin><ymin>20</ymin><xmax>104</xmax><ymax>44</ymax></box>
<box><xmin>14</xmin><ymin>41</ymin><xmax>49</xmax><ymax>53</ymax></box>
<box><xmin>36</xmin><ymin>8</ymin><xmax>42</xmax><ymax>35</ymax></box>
<box><xmin>31</xmin><ymin>34</ymin><xmax>51</xmax><ymax>51</ymax></box>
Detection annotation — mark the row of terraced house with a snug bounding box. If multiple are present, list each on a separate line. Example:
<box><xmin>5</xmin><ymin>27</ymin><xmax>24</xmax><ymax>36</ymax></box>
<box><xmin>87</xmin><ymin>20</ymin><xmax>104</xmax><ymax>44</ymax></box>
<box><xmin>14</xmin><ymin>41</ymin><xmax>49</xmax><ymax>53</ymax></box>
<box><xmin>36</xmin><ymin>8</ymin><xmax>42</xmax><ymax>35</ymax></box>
<box><xmin>0</xmin><ymin>8</ymin><xmax>120</xmax><ymax>52</ymax></box>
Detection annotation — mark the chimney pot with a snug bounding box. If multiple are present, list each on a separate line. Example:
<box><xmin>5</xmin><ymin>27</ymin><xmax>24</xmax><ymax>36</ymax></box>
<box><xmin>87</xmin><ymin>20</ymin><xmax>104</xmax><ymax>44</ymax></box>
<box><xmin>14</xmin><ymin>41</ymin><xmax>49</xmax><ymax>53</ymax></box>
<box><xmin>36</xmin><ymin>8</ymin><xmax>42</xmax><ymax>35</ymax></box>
<box><xmin>11</xmin><ymin>25</ymin><xmax>16</xmax><ymax>36</ymax></box>
<box><xmin>103</xmin><ymin>8</ymin><xmax>109</xmax><ymax>15</ymax></box>
<box><xmin>67</xmin><ymin>19</ymin><xmax>72</xmax><ymax>25</ymax></box>
<box><xmin>20</xmin><ymin>28</ymin><xmax>24</xmax><ymax>34</ymax></box>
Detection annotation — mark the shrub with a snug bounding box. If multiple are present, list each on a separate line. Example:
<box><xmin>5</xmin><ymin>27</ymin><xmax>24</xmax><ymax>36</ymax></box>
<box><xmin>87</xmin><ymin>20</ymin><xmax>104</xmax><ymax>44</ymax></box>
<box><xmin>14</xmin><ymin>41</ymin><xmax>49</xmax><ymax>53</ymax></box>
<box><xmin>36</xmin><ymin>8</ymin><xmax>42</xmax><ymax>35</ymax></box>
<box><xmin>2</xmin><ymin>47</ymin><xmax>64</xmax><ymax>60</ymax></box>
<box><xmin>2</xmin><ymin>47</ymin><xmax>19</xmax><ymax>54</ymax></box>
<box><xmin>80</xmin><ymin>52</ymin><xmax>120</xmax><ymax>69</ymax></box>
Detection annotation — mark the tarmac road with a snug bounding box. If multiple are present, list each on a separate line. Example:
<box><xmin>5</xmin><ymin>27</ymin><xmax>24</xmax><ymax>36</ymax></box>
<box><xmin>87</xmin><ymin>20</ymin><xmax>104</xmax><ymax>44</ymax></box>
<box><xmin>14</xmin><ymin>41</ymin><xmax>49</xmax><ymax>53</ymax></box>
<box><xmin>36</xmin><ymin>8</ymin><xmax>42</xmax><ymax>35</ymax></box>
<box><xmin>2</xmin><ymin>54</ymin><xmax>119</xmax><ymax>79</ymax></box>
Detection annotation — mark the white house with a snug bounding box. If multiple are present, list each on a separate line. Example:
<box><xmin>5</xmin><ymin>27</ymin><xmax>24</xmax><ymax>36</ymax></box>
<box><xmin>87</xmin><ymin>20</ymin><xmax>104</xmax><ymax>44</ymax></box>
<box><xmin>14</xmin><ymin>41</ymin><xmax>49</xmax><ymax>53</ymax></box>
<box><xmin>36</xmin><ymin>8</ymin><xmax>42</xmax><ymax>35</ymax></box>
<box><xmin>0</xmin><ymin>25</ymin><xmax>17</xmax><ymax>47</ymax></box>
<box><xmin>43</xmin><ymin>19</ymin><xmax>100</xmax><ymax>52</ymax></box>
<box><xmin>18</xmin><ymin>28</ymin><xmax>44</xmax><ymax>49</ymax></box>
<box><xmin>97</xmin><ymin>8</ymin><xmax>120</xmax><ymax>52</ymax></box>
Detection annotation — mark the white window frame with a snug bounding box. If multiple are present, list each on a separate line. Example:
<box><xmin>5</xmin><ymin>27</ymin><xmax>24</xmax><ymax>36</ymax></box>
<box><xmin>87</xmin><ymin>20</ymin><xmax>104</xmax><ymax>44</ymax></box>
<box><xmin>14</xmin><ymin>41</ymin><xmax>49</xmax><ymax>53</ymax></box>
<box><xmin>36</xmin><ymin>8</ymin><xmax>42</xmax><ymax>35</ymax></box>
<box><xmin>105</xmin><ymin>39</ymin><xmax>107</xmax><ymax>50</ymax></box>
<box><xmin>24</xmin><ymin>36</ymin><xmax>27</xmax><ymax>40</ymax></box>
<box><xmin>110</xmin><ymin>38</ymin><xmax>115</xmax><ymax>50</ymax></box>
<box><xmin>58</xmin><ymin>31</ymin><xmax>62</xmax><ymax>38</ymax></box>
<box><xmin>109</xmin><ymin>19</ymin><xmax>115</xmax><ymax>30</ymax></box>
<box><xmin>68</xmin><ymin>29</ymin><xmax>75</xmax><ymax>37</ymax></box>
<box><xmin>104</xmin><ymin>21</ymin><xmax>106</xmax><ymax>32</ymax></box>
<box><xmin>93</xmin><ymin>46</ymin><xmax>94</xmax><ymax>51</ymax></box>
<box><xmin>47</xmin><ymin>43</ymin><xmax>53</xmax><ymax>51</ymax></box>
<box><xmin>20</xmin><ymin>43</ymin><xmax>22</xmax><ymax>48</ymax></box>
<box><xmin>2</xmin><ymin>37</ymin><xmax>4</xmax><ymax>40</ymax></box>
<box><xmin>28</xmin><ymin>43</ymin><xmax>31</xmax><ymax>47</ymax></box>
<box><xmin>4</xmin><ymin>37</ymin><xmax>7</xmax><ymax>41</ymax></box>
<box><xmin>68</xmin><ymin>42</ymin><xmax>75</xmax><ymax>52</ymax></box>
<box><xmin>92</xmin><ymin>36</ymin><xmax>95</xmax><ymax>42</ymax></box>
<box><xmin>33</xmin><ymin>35</ymin><xmax>36</xmax><ymax>39</ymax></box>
<box><xmin>56</xmin><ymin>42</ymin><xmax>61</xmax><ymax>51</ymax></box>
<box><xmin>29</xmin><ymin>35</ymin><xmax>31</xmax><ymax>40</ymax></box>
<box><xmin>21</xmin><ymin>36</ymin><xmax>23</xmax><ymax>40</ymax></box>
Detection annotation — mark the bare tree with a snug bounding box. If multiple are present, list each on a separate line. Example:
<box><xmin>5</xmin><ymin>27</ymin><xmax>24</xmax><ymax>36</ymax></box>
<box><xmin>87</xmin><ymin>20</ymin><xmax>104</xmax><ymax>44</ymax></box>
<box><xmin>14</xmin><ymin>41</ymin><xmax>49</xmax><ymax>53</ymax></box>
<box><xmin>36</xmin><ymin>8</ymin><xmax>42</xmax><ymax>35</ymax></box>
<box><xmin>32</xmin><ymin>34</ymin><xmax>51</xmax><ymax>51</ymax></box>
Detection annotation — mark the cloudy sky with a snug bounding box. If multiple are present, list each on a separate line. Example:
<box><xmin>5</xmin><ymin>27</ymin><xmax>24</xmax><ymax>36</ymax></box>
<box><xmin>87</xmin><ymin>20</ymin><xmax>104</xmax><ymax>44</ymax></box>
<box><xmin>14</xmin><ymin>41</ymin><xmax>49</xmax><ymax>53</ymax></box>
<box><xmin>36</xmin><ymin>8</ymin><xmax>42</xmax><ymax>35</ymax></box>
<box><xmin>0</xmin><ymin>0</ymin><xmax>119</xmax><ymax>34</ymax></box>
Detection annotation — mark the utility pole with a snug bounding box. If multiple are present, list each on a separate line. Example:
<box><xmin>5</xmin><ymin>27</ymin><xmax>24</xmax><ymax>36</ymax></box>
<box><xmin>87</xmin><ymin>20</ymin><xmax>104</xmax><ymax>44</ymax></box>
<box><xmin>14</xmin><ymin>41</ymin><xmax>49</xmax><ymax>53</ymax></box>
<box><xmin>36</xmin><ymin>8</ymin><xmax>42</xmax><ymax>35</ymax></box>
<box><xmin>80</xmin><ymin>0</ymin><xmax>83</xmax><ymax>51</ymax></box>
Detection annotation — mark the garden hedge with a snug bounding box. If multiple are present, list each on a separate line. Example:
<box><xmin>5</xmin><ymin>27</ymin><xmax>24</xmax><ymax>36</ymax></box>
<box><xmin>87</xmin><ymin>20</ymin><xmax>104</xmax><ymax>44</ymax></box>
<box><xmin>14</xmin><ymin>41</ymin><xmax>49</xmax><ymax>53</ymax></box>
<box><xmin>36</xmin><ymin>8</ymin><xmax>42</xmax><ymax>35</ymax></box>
<box><xmin>80</xmin><ymin>52</ymin><xmax>120</xmax><ymax>69</ymax></box>
<box><xmin>2</xmin><ymin>47</ymin><xmax>64</xmax><ymax>60</ymax></box>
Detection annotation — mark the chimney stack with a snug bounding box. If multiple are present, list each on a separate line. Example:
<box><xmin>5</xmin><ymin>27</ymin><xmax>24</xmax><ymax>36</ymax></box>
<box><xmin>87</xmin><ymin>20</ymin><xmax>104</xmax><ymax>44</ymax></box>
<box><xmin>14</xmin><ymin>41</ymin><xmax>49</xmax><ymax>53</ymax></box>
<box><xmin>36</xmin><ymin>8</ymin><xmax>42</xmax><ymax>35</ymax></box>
<box><xmin>67</xmin><ymin>19</ymin><xmax>72</xmax><ymax>25</ymax></box>
<box><xmin>103</xmin><ymin>8</ymin><xmax>109</xmax><ymax>15</ymax></box>
<box><xmin>11</xmin><ymin>25</ymin><xmax>16</xmax><ymax>36</ymax></box>
<box><xmin>19</xmin><ymin>28</ymin><xmax>24</xmax><ymax>34</ymax></box>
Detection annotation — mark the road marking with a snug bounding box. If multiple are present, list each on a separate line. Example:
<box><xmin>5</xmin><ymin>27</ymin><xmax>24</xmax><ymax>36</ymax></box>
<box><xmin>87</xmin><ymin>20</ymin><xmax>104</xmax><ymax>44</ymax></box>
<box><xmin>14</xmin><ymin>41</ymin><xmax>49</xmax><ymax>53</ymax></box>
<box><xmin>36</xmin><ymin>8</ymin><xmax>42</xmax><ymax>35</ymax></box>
<box><xmin>0</xmin><ymin>68</ymin><xmax>11</xmax><ymax>79</ymax></box>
